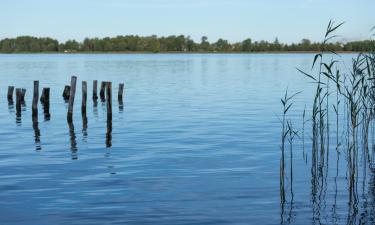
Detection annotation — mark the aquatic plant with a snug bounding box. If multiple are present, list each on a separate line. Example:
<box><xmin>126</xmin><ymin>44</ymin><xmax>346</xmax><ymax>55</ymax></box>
<box><xmin>281</xmin><ymin>20</ymin><xmax>375</xmax><ymax>224</ymax></box>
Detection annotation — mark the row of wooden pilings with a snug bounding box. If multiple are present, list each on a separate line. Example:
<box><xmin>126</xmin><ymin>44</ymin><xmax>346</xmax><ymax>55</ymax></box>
<box><xmin>6</xmin><ymin>76</ymin><xmax>125</xmax><ymax>123</ymax></box>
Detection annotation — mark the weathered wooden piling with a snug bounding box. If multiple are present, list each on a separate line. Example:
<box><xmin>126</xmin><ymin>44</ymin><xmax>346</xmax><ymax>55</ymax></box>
<box><xmin>40</xmin><ymin>88</ymin><xmax>50</xmax><ymax>120</ymax></box>
<box><xmin>7</xmin><ymin>86</ymin><xmax>14</xmax><ymax>102</ymax></box>
<box><xmin>100</xmin><ymin>81</ymin><xmax>106</xmax><ymax>101</ymax></box>
<box><xmin>15</xmin><ymin>88</ymin><xmax>22</xmax><ymax>115</ymax></box>
<box><xmin>82</xmin><ymin>81</ymin><xmax>87</xmax><ymax>115</ymax></box>
<box><xmin>106</xmin><ymin>82</ymin><xmax>112</xmax><ymax>121</ymax></box>
<box><xmin>82</xmin><ymin>81</ymin><xmax>88</xmax><ymax>138</ymax></box>
<box><xmin>118</xmin><ymin>83</ymin><xmax>124</xmax><ymax>101</ymax></box>
<box><xmin>40</xmin><ymin>88</ymin><xmax>50</xmax><ymax>104</ymax></box>
<box><xmin>93</xmin><ymin>80</ymin><xmax>98</xmax><ymax>100</ymax></box>
<box><xmin>63</xmin><ymin>85</ymin><xmax>71</xmax><ymax>101</ymax></box>
<box><xmin>67</xmin><ymin>76</ymin><xmax>77</xmax><ymax>122</ymax></box>
<box><xmin>20</xmin><ymin>88</ymin><xmax>26</xmax><ymax>103</ymax></box>
<box><xmin>32</xmin><ymin>81</ymin><xmax>39</xmax><ymax>122</ymax></box>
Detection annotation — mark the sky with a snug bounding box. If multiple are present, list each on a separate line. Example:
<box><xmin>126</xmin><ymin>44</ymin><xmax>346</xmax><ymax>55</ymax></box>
<box><xmin>0</xmin><ymin>0</ymin><xmax>374</xmax><ymax>43</ymax></box>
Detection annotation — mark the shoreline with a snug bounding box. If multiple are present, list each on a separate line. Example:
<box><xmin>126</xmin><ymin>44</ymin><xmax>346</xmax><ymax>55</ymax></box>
<box><xmin>0</xmin><ymin>51</ymin><xmax>362</xmax><ymax>55</ymax></box>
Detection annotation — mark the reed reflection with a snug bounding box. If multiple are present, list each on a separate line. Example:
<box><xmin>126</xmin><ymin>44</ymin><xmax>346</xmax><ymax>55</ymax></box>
<box><xmin>279</xmin><ymin>128</ymin><xmax>375</xmax><ymax>224</ymax></box>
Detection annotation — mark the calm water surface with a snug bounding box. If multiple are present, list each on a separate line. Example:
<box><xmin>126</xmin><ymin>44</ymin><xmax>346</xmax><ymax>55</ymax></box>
<box><xmin>0</xmin><ymin>54</ymin><xmax>373</xmax><ymax>224</ymax></box>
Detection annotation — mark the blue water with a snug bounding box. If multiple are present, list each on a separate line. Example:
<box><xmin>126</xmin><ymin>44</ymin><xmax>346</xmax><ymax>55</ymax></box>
<box><xmin>0</xmin><ymin>54</ymin><xmax>373</xmax><ymax>225</ymax></box>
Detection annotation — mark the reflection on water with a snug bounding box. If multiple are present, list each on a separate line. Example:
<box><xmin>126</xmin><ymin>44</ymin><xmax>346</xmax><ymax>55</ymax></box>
<box><xmin>32</xmin><ymin>122</ymin><xmax>41</xmax><ymax>151</ymax></box>
<box><xmin>7</xmin><ymin>101</ymin><xmax>14</xmax><ymax>113</ymax></box>
<box><xmin>93</xmin><ymin>99</ymin><xmax>98</xmax><ymax>117</ymax></box>
<box><xmin>280</xmin><ymin>123</ymin><xmax>375</xmax><ymax>224</ymax></box>
<box><xmin>43</xmin><ymin>102</ymin><xmax>51</xmax><ymax>121</ymax></box>
<box><xmin>15</xmin><ymin>102</ymin><xmax>26</xmax><ymax>126</ymax></box>
<box><xmin>82</xmin><ymin>114</ymin><xmax>88</xmax><ymax>141</ymax></box>
<box><xmin>0</xmin><ymin>54</ymin><xmax>374</xmax><ymax>225</ymax></box>
<box><xmin>118</xmin><ymin>98</ymin><xmax>124</xmax><ymax>113</ymax></box>
<box><xmin>106</xmin><ymin>119</ymin><xmax>112</xmax><ymax>148</ymax></box>
<box><xmin>68</xmin><ymin>122</ymin><xmax>78</xmax><ymax>160</ymax></box>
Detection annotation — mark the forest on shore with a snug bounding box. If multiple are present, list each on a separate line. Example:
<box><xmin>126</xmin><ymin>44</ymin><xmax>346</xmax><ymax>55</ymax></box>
<box><xmin>0</xmin><ymin>35</ymin><xmax>373</xmax><ymax>53</ymax></box>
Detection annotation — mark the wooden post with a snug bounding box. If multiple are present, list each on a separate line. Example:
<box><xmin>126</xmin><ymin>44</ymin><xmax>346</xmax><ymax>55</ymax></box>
<box><xmin>15</xmin><ymin>88</ymin><xmax>22</xmax><ymax>114</ymax></box>
<box><xmin>67</xmin><ymin>76</ymin><xmax>77</xmax><ymax>122</ymax></box>
<box><xmin>93</xmin><ymin>80</ymin><xmax>98</xmax><ymax>100</ymax></box>
<box><xmin>63</xmin><ymin>85</ymin><xmax>71</xmax><ymax>101</ymax></box>
<box><xmin>20</xmin><ymin>88</ymin><xmax>26</xmax><ymax>103</ymax></box>
<box><xmin>82</xmin><ymin>81</ymin><xmax>87</xmax><ymax>115</ymax></box>
<box><xmin>40</xmin><ymin>88</ymin><xmax>50</xmax><ymax>104</ymax></box>
<box><xmin>82</xmin><ymin>81</ymin><xmax>89</xmax><ymax>140</ymax></box>
<box><xmin>118</xmin><ymin>83</ymin><xmax>124</xmax><ymax>101</ymax></box>
<box><xmin>100</xmin><ymin>81</ymin><xmax>106</xmax><ymax>101</ymax></box>
<box><xmin>7</xmin><ymin>86</ymin><xmax>14</xmax><ymax>102</ymax></box>
<box><xmin>106</xmin><ymin>82</ymin><xmax>112</xmax><ymax>121</ymax></box>
<box><xmin>106</xmin><ymin>82</ymin><xmax>112</xmax><ymax>148</ymax></box>
<box><xmin>32</xmin><ymin>81</ymin><xmax>39</xmax><ymax>122</ymax></box>
<box><xmin>41</xmin><ymin>88</ymin><xmax>50</xmax><ymax>120</ymax></box>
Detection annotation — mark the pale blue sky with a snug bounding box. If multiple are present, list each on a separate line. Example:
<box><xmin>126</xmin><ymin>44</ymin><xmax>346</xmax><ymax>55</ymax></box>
<box><xmin>0</xmin><ymin>0</ymin><xmax>374</xmax><ymax>43</ymax></box>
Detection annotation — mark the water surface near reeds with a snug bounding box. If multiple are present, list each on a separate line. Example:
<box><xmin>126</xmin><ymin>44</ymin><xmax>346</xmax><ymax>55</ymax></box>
<box><xmin>0</xmin><ymin>53</ymin><xmax>373</xmax><ymax>225</ymax></box>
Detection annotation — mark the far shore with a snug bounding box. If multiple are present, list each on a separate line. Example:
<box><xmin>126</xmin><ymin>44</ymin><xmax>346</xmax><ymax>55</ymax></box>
<box><xmin>0</xmin><ymin>51</ymin><xmax>363</xmax><ymax>55</ymax></box>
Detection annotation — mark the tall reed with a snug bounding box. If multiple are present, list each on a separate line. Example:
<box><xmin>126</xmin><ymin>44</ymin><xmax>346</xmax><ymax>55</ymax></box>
<box><xmin>280</xmin><ymin>20</ymin><xmax>375</xmax><ymax>223</ymax></box>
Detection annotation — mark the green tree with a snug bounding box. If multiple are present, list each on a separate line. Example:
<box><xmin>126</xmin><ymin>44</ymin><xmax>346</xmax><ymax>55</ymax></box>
<box><xmin>214</xmin><ymin>39</ymin><xmax>231</xmax><ymax>52</ymax></box>
<box><xmin>242</xmin><ymin>38</ymin><xmax>252</xmax><ymax>51</ymax></box>
<box><xmin>200</xmin><ymin>36</ymin><xmax>210</xmax><ymax>51</ymax></box>
<box><xmin>63</xmin><ymin>40</ymin><xmax>80</xmax><ymax>51</ymax></box>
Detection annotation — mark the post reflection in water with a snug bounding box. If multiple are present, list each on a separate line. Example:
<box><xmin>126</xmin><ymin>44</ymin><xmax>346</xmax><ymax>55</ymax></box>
<box><xmin>106</xmin><ymin>119</ymin><xmax>112</xmax><ymax>148</ymax></box>
<box><xmin>8</xmin><ymin>101</ymin><xmax>14</xmax><ymax>113</ymax></box>
<box><xmin>118</xmin><ymin>98</ymin><xmax>124</xmax><ymax>113</ymax></box>
<box><xmin>15</xmin><ymin>102</ymin><xmax>26</xmax><ymax>126</ymax></box>
<box><xmin>43</xmin><ymin>102</ymin><xmax>51</xmax><ymax>121</ymax></box>
<box><xmin>32</xmin><ymin>122</ymin><xmax>41</xmax><ymax>151</ymax></box>
<box><xmin>82</xmin><ymin>113</ymin><xmax>88</xmax><ymax>141</ymax></box>
<box><xmin>68</xmin><ymin>122</ymin><xmax>78</xmax><ymax>160</ymax></box>
<box><xmin>93</xmin><ymin>99</ymin><xmax>98</xmax><ymax>117</ymax></box>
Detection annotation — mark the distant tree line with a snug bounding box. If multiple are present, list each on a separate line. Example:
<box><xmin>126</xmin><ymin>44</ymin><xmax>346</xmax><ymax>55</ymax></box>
<box><xmin>0</xmin><ymin>35</ymin><xmax>374</xmax><ymax>53</ymax></box>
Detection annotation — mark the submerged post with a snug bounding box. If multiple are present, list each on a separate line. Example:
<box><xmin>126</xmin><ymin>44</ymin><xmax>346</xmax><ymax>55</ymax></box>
<box><xmin>15</xmin><ymin>88</ymin><xmax>22</xmax><ymax>114</ymax></box>
<box><xmin>82</xmin><ymin>81</ymin><xmax>87</xmax><ymax>115</ymax></box>
<box><xmin>106</xmin><ymin>82</ymin><xmax>112</xmax><ymax>121</ymax></box>
<box><xmin>100</xmin><ymin>81</ymin><xmax>106</xmax><ymax>101</ymax></box>
<box><xmin>40</xmin><ymin>88</ymin><xmax>50</xmax><ymax>104</ymax></box>
<box><xmin>20</xmin><ymin>89</ymin><xmax>26</xmax><ymax>103</ymax></box>
<box><xmin>93</xmin><ymin>80</ymin><xmax>98</xmax><ymax>100</ymax></box>
<box><xmin>7</xmin><ymin>86</ymin><xmax>14</xmax><ymax>102</ymax></box>
<box><xmin>67</xmin><ymin>76</ymin><xmax>77</xmax><ymax>123</ymax></box>
<box><xmin>63</xmin><ymin>85</ymin><xmax>71</xmax><ymax>101</ymax></box>
<box><xmin>118</xmin><ymin>83</ymin><xmax>124</xmax><ymax>101</ymax></box>
<box><xmin>32</xmin><ymin>81</ymin><xmax>39</xmax><ymax>122</ymax></box>
<box><xmin>40</xmin><ymin>88</ymin><xmax>50</xmax><ymax>120</ymax></box>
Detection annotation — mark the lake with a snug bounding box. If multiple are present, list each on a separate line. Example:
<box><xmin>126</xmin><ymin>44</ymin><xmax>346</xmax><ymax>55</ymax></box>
<box><xmin>0</xmin><ymin>53</ymin><xmax>373</xmax><ymax>225</ymax></box>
